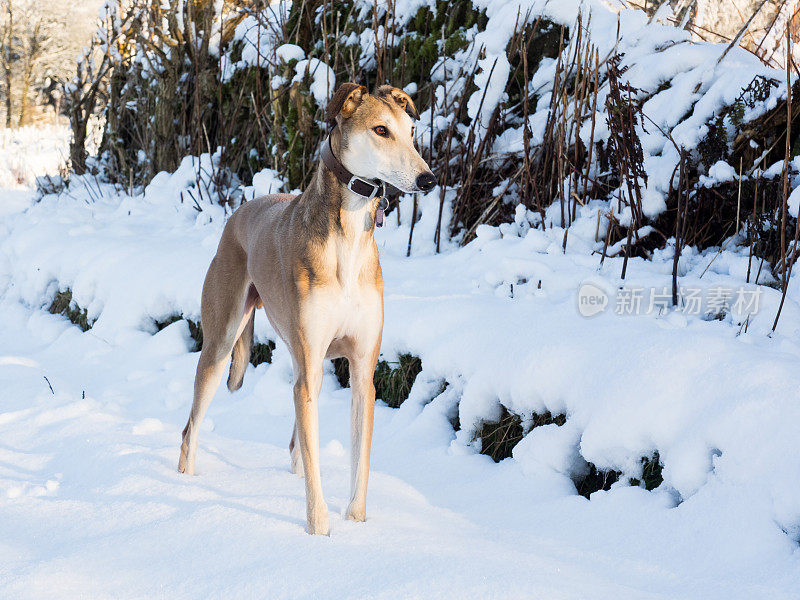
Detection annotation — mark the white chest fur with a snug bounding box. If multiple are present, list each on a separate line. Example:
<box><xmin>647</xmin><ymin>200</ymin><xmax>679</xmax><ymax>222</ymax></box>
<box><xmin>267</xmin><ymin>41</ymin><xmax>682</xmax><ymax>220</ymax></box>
<box><xmin>301</xmin><ymin>190</ymin><xmax>382</xmax><ymax>343</ymax></box>
<box><xmin>335</xmin><ymin>191</ymin><xmax>376</xmax><ymax>294</ymax></box>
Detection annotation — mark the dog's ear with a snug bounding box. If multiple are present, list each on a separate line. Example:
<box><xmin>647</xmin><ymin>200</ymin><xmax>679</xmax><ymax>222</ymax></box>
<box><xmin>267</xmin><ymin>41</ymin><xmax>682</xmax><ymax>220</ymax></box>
<box><xmin>376</xmin><ymin>85</ymin><xmax>420</xmax><ymax>120</ymax></box>
<box><xmin>327</xmin><ymin>83</ymin><xmax>367</xmax><ymax>123</ymax></box>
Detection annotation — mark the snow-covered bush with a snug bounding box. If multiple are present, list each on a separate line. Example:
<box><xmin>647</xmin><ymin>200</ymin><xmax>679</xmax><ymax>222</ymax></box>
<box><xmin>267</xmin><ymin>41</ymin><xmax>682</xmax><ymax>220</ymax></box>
<box><xmin>68</xmin><ymin>0</ymin><xmax>798</xmax><ymax>264</ymax></box>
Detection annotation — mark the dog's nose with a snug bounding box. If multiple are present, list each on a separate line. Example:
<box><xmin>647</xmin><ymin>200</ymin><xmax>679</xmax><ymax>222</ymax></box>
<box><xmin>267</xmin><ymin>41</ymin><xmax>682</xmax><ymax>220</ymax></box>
<box><xmin>416</xmin><ymin>172</ymin><xmax>436</xmax><ymax>192</ymax></box>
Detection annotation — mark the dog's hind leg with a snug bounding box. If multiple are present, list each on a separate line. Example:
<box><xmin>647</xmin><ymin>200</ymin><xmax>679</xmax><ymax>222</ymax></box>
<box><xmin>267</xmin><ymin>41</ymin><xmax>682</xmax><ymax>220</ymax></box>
<box><xmin>227</xmin><ymin>286</ymin><xmax>259</xmax><ymax>392</ymax></box>
<box><xmin>178</xmin><ymin>344</ymin><xmax>231</xmax><ymax>475</ymax></box>
<box><xmin>289</xmin><ymin>421</ymin><xmax>304</xmax><ymax>477</ymax></box>
<box><xmin>179</xmin><ymin>242</ymin><xmax>249</xmax><ymax>475</ymax></box>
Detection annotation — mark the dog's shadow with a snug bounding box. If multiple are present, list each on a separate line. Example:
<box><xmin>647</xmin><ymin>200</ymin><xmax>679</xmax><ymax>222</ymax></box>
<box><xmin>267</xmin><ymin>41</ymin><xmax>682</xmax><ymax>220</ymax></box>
<box><xmin>105</xmin><ymin>443</ymin><xmax>310</xmax><ymax>531</ymax></box>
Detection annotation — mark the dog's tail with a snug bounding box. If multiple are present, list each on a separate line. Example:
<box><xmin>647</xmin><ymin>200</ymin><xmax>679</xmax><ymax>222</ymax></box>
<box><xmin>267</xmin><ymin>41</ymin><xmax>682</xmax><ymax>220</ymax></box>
<box><xmin>227</xmin><ymin>309</ymin><xmax>254</xmax><ymax>391</ymax></box>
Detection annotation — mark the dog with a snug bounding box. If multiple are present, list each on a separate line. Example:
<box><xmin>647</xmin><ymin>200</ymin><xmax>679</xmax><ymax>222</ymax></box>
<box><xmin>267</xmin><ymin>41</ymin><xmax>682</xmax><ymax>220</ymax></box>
<box><xmin>178</xmin><ymin>83</ymin><xmax>435</xmax><ymax>535</ymax></box>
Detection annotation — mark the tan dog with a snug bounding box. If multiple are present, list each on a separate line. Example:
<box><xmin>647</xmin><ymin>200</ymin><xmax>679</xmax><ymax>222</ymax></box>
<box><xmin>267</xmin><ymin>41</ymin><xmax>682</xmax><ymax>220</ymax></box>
<box><xmin>178</xmin><ymin>83</ymin><xmax>435</xmax><ymax>535</ymax></box>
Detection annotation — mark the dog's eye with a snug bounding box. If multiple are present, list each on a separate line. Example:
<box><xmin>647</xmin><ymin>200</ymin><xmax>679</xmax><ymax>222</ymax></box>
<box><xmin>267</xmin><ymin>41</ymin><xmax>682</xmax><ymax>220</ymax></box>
<box><xmin>373</xmin><ymin>125</ymin><xmax>389</xmax><ymax>137</ymax></box>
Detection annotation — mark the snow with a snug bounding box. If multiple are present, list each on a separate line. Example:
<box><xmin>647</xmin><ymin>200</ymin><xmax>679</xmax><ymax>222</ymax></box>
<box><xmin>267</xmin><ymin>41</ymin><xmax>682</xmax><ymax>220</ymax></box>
<box><xmin>0</xmin><ymin>125</ymin><xmax>70</xmax><ymax>189</ymax></box>
<box><xmin>220</xmin><ymin>3</ymin><xmax>293</xmax><ymax>80</ymax></box>
<box><xmin>276</xmin><ymin>43</ymin><xmax>305</xmax><ymax>63</ymax></box>
<box><xmin>467</xmin><ymin>53</ymin><xmax>511</xmax><ymax>128</ymax></box>
<box><xmin>699</xmin><ymin>159</ymin><xmax>738</xmax><ymax>187</ymax></box>
<box><xmin>246</xmin><ymin>167</ymin><xmax>287</xmax><ymax>200</ymax></box>
<box><xmin>790</xmin><ymin>185</ymin><xmax>800</xmax><ymax>219</ymax></box>
<box><xmin>292</xmin><ymin>58</ymin><xmax>336</xmax><ymax>107</ymax></box>
<box><xmin>1</xmin><ymin>299</ymin><xmax>711</xmax><ymax>600</ymax></box>
<box><xmin>2</xmin><ymin>136</ymin><xmax>800</xmax><ymax>597</ymax></box>
<box><xmin>3</xmin><ymin>0</ymin><xmax>800</xmax><ymax>595</ymax></box>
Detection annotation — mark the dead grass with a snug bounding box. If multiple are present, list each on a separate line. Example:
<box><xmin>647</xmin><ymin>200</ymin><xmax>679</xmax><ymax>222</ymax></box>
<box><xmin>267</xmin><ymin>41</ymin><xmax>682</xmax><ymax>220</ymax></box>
<box><xmin>374</xmin><ymin>354</ymin><xmax>423</xmax><ymax>408</ymax></box>
<box><xmin>250</xmin><ymin>341</ymin><xmax>276</xmax><ymax>366</ymax></box>
<box><xmin>574</xmin><ymin>464</ymin><xmax>621</xmax><ymax>498</ymax></box>
<box><xmin>576</xmin><ymin>452</ymin><xmax>663</xmax><ymax>498</ymax></box>
<box><xmin>330</xmin><ymin>353</ymin><xmax>423</xmax><ymax>409</ymax></box>
<box><xmin>629</xmin><ymin>452</ymin><xmax>664</xmax><ymax>491</ymax></box>
<box><xmin>48</xmin><ymin>290</ymin><xmax>92</xmax><ymax>331</ymax></box>
<box><xmin>153</xmin><ymin>315</ymin><xmax>203</xmax><ymax>352</ymax></box>
<box><xmin>477</xmin><ymin>408</ymin><xmax>567</xmax><ymax>463</ymax></box>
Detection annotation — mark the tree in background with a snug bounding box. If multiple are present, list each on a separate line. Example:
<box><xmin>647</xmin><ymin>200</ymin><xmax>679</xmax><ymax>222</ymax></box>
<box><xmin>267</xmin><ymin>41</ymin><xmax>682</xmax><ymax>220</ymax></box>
<box><xmin>64</xmin><ymin>3</ymin><xmax>135</xmax><ymax>175</ymax></box>
<box><xmin>633</xmin><ymin>0</ymin><xmax>798</xmax><ymax>67</ymax></box>
<box><xmin>1</xmin><ymin>0</ymin><xmax>14</xmax><ymax>126</ymax></box>
<box><xmin>0</xmin><ymin>0</ymin><xmax>103</xmax><ymax>126</ymax></box>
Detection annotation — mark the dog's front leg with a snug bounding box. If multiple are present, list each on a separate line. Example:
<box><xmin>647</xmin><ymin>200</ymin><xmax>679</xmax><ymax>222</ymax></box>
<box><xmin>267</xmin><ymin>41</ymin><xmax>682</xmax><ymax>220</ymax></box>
<box><xmin>292</xmin><ymin>354</ymin><xmax>329</xmax><ymax>535</ymax></box>
<box><xmin>346</xmin><ymin>346</ymin><xmax>379</xmax><ymax>522</ymax></box>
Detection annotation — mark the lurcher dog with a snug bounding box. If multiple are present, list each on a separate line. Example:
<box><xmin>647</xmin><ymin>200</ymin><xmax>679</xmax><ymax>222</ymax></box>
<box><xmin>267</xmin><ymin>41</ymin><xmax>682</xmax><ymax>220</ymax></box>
<box><xmin>178</xmin><ymin>83</ymin><xmax>435</xmax><ymax>535</ymax></box>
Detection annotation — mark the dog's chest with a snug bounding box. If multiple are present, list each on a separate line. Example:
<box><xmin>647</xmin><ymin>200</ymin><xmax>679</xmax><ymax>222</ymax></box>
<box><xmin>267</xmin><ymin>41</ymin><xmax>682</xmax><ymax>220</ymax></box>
<box><xmin>331</xmin><ymin>199</ymin><xmax>377</xmax><ymax>291</ymax></box>
<box><xmin>311</xmin><ymin>212</ymin><xmax>381</xmax><ymax>337</ymax></box>
<box><xmin>321</xmin><ymin>230</ymin><xmax>377</xmax><ymax>298</ymax></box>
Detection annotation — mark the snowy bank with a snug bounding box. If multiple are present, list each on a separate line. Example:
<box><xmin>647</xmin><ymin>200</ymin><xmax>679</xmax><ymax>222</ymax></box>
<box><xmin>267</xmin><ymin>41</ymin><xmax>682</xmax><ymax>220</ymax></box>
<box><xmin>3</xmin><ymin>174</ymin><xmax>800</xmax><ymax>566</ymax></box>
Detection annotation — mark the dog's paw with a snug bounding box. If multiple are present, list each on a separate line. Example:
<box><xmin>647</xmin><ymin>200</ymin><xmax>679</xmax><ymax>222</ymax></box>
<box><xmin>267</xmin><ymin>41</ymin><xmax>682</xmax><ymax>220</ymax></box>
<box><xmin>178</xmin><ymin>452</ymin><xmax>194</xmax><ymax>475</ymax></box>
<box><xmin>307</xmin><ymin>507</ymin><xmax>330</xmax><ymax>536</ymax></box>
<box><xmin>345</xmin><ymin>502</ymin><xmax>366</xmax><ymax>523</ymax></box>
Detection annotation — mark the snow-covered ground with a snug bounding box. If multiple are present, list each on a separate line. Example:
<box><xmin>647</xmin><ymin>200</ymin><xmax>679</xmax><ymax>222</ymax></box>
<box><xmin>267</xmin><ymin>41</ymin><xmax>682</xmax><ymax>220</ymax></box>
<box><xmin>0</xmin><ymin>125</ymin><xmax>71</xmax><ymax>190</ymax></box>
<box><xmin>1</xmin><ymin>135</ymin><xmax>800</xmax><ymax>598</ymax></box>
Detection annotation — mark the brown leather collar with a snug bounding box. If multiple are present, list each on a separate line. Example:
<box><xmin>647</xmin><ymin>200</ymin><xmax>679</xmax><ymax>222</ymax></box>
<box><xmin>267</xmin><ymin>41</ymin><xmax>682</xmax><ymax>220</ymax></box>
<box><xmin>320</xmin><ymin>133</ymin><xmax>395</xmax><ymax>227</ymax></box>
<box><xmin>321</xmin><ymin>136</ymin><xmax>385</xmax><ymax>199</ymax></box>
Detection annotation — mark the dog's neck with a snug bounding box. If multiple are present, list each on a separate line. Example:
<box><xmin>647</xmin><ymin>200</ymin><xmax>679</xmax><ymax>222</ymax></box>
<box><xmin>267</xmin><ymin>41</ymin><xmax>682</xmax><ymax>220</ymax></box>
<box><xmin>304</xmin><ymin>131</ymin><xmax>377</xmax><ymax>245</ymax></box>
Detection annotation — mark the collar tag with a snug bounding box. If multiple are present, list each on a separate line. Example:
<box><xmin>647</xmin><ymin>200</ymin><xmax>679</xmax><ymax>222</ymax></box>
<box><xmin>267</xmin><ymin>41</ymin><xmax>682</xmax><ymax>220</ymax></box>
<box><xmin>375</xmin><ymin>197</ymin><xmax>389</xmax><ymax>228</ymax></box>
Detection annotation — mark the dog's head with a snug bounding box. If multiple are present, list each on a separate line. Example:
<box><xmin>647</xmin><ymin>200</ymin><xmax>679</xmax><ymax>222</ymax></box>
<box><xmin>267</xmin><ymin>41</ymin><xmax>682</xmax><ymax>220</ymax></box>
<box><xmin>326</xmin><ymin>83</ymin><xmax>436</xmax><ymax>194</ymax></box>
